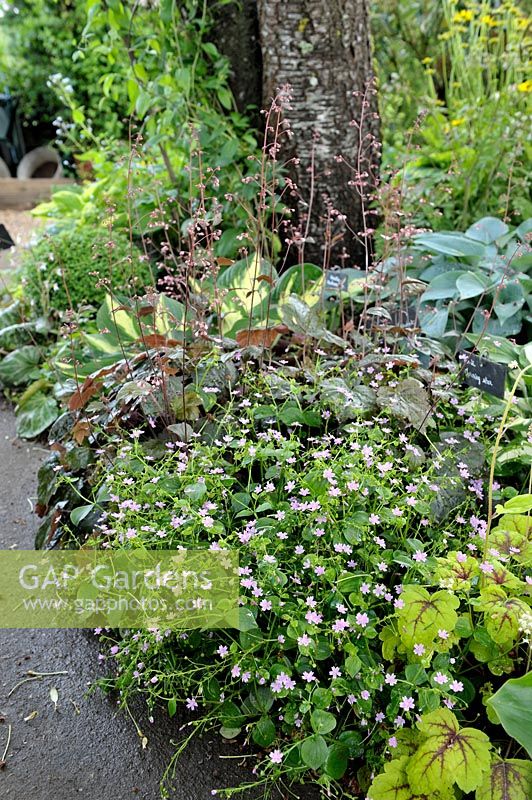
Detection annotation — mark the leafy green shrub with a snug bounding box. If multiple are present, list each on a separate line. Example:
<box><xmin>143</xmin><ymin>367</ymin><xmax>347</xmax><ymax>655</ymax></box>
<box><xmin>22</xmin><ymin>227</ymin><xmax>155</xmax><ymax>314</ymax></box>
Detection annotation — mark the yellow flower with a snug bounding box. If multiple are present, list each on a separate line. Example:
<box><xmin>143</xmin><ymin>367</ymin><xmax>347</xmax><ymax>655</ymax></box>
<box><xmin>451</xmin><ymin>117</ymin><xmax>466</xmax><ymax>126</ymax></box>
<box><xmin>453</xmin><ymin>10</ymin><xmax>474</xmax><ymax>23</ymax></box>
<box><xmin>481</xmin><ymin>14</ymin><xmax>498</xmax><ymax>27</ymax></box>
<box><xmin>517</xmin><ymin>79</ymin><xmax>532</xmax><ymax>92</ymax></box>
<box><xmin>421</xmin><ymin>57</ymin><xmax>433</xmax><ymax>65</ymax></box>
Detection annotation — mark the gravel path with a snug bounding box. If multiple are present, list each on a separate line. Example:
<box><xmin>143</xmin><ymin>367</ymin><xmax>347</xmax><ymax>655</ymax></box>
<box><xmin>0</xmin><ymin>215</ymin><xmax>266</xmax><ymax>800</ymax></box>
<box><xmin>0</xmin><ymin>210</ymin><xmax>43</xmax><ymax>271</ymax></box>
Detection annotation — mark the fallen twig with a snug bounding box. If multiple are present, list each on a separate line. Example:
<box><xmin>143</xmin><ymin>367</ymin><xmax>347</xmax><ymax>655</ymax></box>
<box><xmin>0</xmin><ymin>723</ymin><xmax>12</xmax><ymax>769</ymax></box>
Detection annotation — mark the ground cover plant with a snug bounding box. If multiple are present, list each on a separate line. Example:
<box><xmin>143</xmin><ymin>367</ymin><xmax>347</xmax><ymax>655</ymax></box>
<box><xmin>48</xmin><ymin>357</ymin><xmax>531</xmax><ymax>799</ymax></box>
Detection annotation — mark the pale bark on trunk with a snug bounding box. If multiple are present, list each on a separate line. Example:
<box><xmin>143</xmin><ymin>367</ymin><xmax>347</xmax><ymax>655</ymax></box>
<box><xmin>257</xmin><ymin>0</ymin><xmax>380</xmax><ymax>267</ymax></box>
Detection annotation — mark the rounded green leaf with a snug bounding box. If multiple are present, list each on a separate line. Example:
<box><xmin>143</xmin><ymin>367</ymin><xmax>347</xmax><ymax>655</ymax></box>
<box><xmin>325</xmin><ymin>743</ymin><xmax>349</xmax><ymax>780</ymax></box>
<box><xmin>487</xmin><ymin>672</ymin><xmax>532</xmax><ymax>757</ymax></box>
<box><xmin>252</xmin><ymin>716</ymin><xmax>276</xmax><ymax>748</ymax></box>
<box><xmin>310</xmin><ymin>708</ymin><xmax>336</xmax><ymax>735</ymax></box>
<box><xmin>301</xmin><ymin>734</ymin><xmax>329</xmax><ymax>770</ymax></box>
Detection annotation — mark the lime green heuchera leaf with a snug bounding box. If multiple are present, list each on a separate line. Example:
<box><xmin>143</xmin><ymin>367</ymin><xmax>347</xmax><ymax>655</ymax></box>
<box><xmin>407</xmin><ymin>708</ymin><xmax>491</xmax><ymax>794</ymax></box>
<box><xmin>368</xmin><ymin>756</ymin><xmax>454</xmax><ymax>800</ymax></box>
<box><xmin>489</xmin><ymin>516</ymin><xmax>531</xmax><ymax>565</ymax></box>
<box><xmin>396</xmin><ymin>586</ymin><xmax>460</xmax><ymax>650</ymax></box>
<box><xmin>479</xmin><ymin>586</ymin><xmax>530</xmax><ymax>645</ymax></box>
<box><xmin>475</xmin><ymin>758</ymin><xmax>532</xmax><ymax>800</ymax></box>
<box><xmin>434</xmin><ymin>551</ymin><xmax>479</xmax><ymax>590</ymax></box>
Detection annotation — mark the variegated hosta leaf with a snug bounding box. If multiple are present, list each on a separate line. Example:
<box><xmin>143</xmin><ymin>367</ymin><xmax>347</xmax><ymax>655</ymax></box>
<box><xmin>396</xmin><ymin>586</ymin><xmax>460</xmax><ymax>650</ymax></box>
<box><xmin>476</xmin><ymin>759</ymin><xmax>532</xmax><ymax>800</ymax></box>
<box><xmin>368</xmin><ymin>756</ymin><xmax>454</xmax><ymax>800</ymax></box>
<box><xmin>407</xmin><ymin>708</ymin><xmax>491</xmax><ymax>794</ymax></box>
<box><xmin>479</xmin><ymin>586</ymin><xmax>530</xmax><ymax>645</ymax></box>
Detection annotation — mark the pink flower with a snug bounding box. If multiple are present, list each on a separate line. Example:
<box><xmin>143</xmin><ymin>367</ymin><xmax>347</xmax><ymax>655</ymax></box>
<box><xmin>356</xmin><ymin>612</ymin><xmax>369</xmax><ymax>627</ymax></box>
<box><xmin>413</xmin><ymin>643</ymin><xmax>425</xmax><ymax>656</ymax></box>
<box><xmin>302</xmin><ymin>671</ymin><xmax>316</xmax><ymax>683</ymax></box>
<box><xmin>399</xmin><ymin>696</ymin><xmax>415</xmax><ymax>712</ymax></box>
<box><xmin>413</xmin><ymin>551</ymin><xmax>427</xmax><ymax>563</ymax></box>
<box><xmin>434</xmin><ymin>672</ymin><xmax>448</xmax><ymax>685</ymax></box>
<box><xmin>450</xmin><ymin>680</ymin><xmax>464</xmax><ymax>692</ymax></box>
<box><xmin>385</xmin><ymin>673</ymin><xmax>397</xmax><ymax>686</ymax></box>
<box><xmin>186</xmin><ymin>697</ymin><xmax>198</xmax><ymax>710</ymax></box>
<box><xmin>269</xmin><ymin>749</ymin><xmax>283</xmax><ymax>764</ymax></box>
<box><xmin>388</xmin><ymin>736</ymin><xmax>398</xmax><ymax>748</ymax></box>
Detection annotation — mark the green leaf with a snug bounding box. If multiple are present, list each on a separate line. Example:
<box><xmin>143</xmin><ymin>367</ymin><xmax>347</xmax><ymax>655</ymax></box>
<box><xmin>70</xmin><ymin>505</ymin><xmax>94</xmax><ymax>526</ymax></box>
<box><xmin>300</xmin><ymin>734</ymin><xmax>329</xmax><ymax>770</ymax></box>
<box><xmin>368</xmin><ymin>756</ymin><xmax>453</xmax><ymax>800</ymax></box>
<box><xmin>414</xmin><ymin>232</ymin><xmax>487</xmax><ymax>257</ymax></box>
<box><xmin>252</xmin><ymin>716</ymin><xmax>276</xmax><ymax>747</ymax></box>
<box><xmin>405</xmin><ymin>664</ymin><xmax>428</xmax><ymax>686</ymax></box>
<box><xmin>420</xmin><ymin>271</ymin><xmax>463</xmax><ymax>302</ymax></box>
<box><xmin>16</xmin><ymin>393</ymin><xmax>59</xmax><ymax>439</ymax></box>
<box><xmin>310</xmin><ymin>709</ymin><xmax>336</xmax><ymax>735</ymax></box>
<box><xmin>496</xmin><ymin>494</ymin><xmax>532</xmax><ymax>515</ymax></box>
<box><xmin>466</xmin><ymin>217</ymin><xmax>509</xmax><ymax>244</ymax></box>
<box><xmin>0</xmin><ymin>346</ymin><xmax>42</xmax><ymax>386</ymax></box>
<box><xmin>396</xmin><ymin>586</ymin><xmax>459</xmax><ymax>649</ymax></box>
<box><xmin>476</xmin><ymin>758</ymin><xmax>532</xmax><ymax>800</ymax></box>
<box><xmin>345</xmin><ymin>654</ymin><xmax>362</xmax><ymax>677</ymax></box>
<box><xmin>168</xmin><ymin>697</ymin><xmax>177</xmax><ymax>718</ymax></box>
<box><xmin>487</xmin><ymin>672</ymin><xmax>532</xmax><ymax>757</ymax></box>
<box><xmin>376</xmin><ymin>378</ymin><xmax>431</xmax><ymax>433</ymax></box>
<box><xmin>183</xmin><ymin>482</ymin><xmax>208</xmax><ymax>502</ymax></box>
<box><xmin>418</xmin><ymin>306</ymin><xmax>449</xmax><ymax>338</ymax></box>
<box><xmin>479</xmin><ymin>586</ymin><xmax>529</xmax><ymax>645</ymax></box>
<box><xmin>456</xmin><ymin>271</ymin><xmax>491</xmax><ymax>300</ymax></box>
<box><xmin>325</xmin><ymin>743</ymin><xmax>349</xmax><ymax>780</ymax></box>
<box><xmin>407</xmin><ymin>708</ymin><xmax>491</xmax><ymax>793</ymax></box>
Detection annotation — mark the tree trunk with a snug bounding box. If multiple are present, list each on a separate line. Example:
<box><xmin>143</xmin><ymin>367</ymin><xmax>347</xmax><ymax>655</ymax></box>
<box><xmin>212</xmin><ymin>0</ymin><xmax>262</xmax><ymax>126</ymax></box>
<box><xmin>257</xmin><ymin>0</ymin><xmax>380</xmax><ymax>268</ymax></box>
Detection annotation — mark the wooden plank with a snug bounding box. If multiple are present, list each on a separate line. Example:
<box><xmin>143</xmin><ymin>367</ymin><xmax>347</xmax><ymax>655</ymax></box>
<box><xmin>0</xmin><ymin>178</ymin><xmax>76</xmax><ymax>210</ymax></box>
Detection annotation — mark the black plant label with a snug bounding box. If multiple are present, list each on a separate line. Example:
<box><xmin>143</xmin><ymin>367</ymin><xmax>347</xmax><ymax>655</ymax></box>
<box><xmin>0</xmin><ymin>224</ymin><xmax>14</xmax><ymax>250</ymax></box>
<box><xmin>462</xmin><ymin>353</ymin><xmax>507</xmax><ymax>398</ymax></box>
<box><xmin>324</xmin><ymin>270</ymin><xmax>348</xmax><ymax>291</ymax></box>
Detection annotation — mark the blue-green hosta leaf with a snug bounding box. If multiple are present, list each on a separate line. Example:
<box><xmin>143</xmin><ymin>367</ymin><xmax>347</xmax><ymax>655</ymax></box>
<box><xmin>476</xmin><ymin>758</ymin><xmax>532</xmax><ymax>800</ymax></box>
<box><xmin>494</xmin><ymin>283</ymin><xmax>525</xmax><ymax>326</ymax></box>
<box><xmin>487</xmin><ymin>672</ymin><xmax>532</xmax><ymax>757</ymax></box>
<box><xmin>466</xmin><ymin>217</ymin><xmax>509</xmax><ymax>244</ymax></box>
<box><xmin>0</xmin><ymin>346</ymin><xmax>42</xmax><ymax>386</ymax></box>
<box><xmin>16</xmin><ymin>392</ymin><xmax>59</xmax><ymax>439</ymax></box>
<box><xmin>456</xmin><ymin>271</ymin><xmax>491</xmax><ymax>300</ymax></box>
<box><xmin>418</xmin><ymin>306</ymin><xmax>449</xmax><ymax>338</ymax></box>
<box><xmin>414</xmin><ymin>232</ymin><xmax>487</xmax><ymax>258</ymax></box>
<box><xmin>420</xmin><ymin>270</ymin><xmax>463</xmax><ymax>302</ymax></box>
<box><xmin>368</xmin><ymin>756</ymin><xmax>454</xmax><ymax>800</ymax></box>
<box><xmin>396</xmin><ymin>586</ymin><xmax>459</xmax><ymax>649</ymax></box>
<box><xmin>407</xmin><ymin>708</ymin><xmax>491</xmax><ymax>794</ymax></box>
<box><xmin>472</xmin><ymin>308</ymin><xmax>522</xmax><ymax>338</ymax></box>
